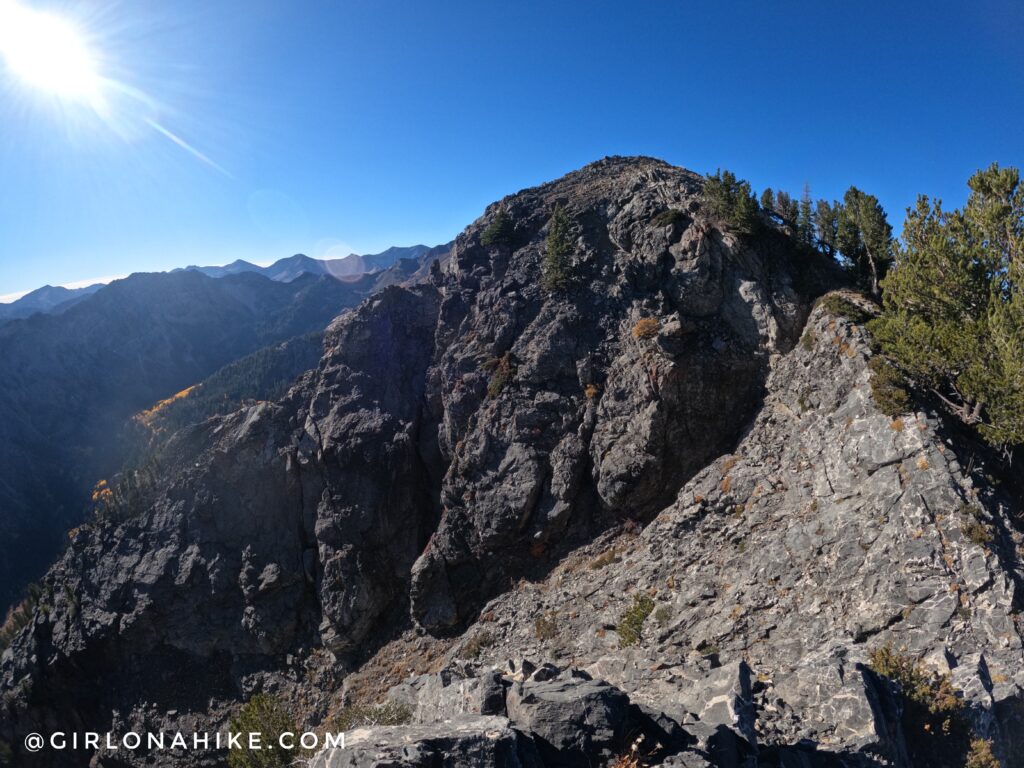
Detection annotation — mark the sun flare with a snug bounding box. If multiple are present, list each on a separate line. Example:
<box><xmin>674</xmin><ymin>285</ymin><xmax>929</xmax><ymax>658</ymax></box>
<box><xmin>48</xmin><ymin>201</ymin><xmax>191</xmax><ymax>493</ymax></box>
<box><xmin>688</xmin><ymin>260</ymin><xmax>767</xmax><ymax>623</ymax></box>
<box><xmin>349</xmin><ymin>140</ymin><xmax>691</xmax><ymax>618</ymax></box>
<box><xmin>0</xmin><ymin>0</ymin><xmax>103</xmax><ymax>105</ymax></box>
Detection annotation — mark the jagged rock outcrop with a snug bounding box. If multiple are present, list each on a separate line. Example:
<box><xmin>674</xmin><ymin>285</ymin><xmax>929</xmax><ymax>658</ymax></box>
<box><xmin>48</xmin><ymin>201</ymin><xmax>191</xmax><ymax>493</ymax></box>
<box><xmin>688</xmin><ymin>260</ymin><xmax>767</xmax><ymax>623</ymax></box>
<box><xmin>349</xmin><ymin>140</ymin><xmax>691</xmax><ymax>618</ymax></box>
<box><xmin>433</xmin><ymin>297</ymin><xmax>1024</xmax><ymax>766</ymax></box>
<box><xmin>377</xmin><ymin>663</ymin><xmax>709</xmax><ymax>767</ymax></box>
<box><xmin>410</xmin><ymin>157</ymin><xmax>831</xmax><ymax>631</ymax></box>
<box><xmin>308</xmin><ymin>716</ymin><xmax>544</xmax><ymax>768</ymax></box>
<box><xmin>7</xmin><ymin>156</ymin><xmax>1021</xmax><ymax>768</ymax></box>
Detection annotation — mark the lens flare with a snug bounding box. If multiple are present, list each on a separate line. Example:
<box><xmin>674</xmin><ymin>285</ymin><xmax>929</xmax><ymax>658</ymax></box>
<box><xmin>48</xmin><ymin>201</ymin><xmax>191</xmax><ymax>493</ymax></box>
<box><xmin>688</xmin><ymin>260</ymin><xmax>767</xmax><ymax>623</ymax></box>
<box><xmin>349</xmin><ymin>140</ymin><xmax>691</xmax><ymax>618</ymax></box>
<box><xmin>0</xmin><ymin>0</ymin><xmax>103</xmax><ymax>105</ymax></box>
<box><xmin>0</xmin><ymin>1</ymin><xmax>230</xmax><ymax>175</ymax></box>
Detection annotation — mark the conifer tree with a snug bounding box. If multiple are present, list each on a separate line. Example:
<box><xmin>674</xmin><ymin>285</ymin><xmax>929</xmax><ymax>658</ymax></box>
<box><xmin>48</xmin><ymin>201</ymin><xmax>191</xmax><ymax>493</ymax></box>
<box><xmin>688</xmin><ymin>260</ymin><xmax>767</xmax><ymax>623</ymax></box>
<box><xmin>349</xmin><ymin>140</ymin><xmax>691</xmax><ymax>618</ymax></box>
<box><xmin>760</xmin><ymin>188</ymin><xmax>776</xmax><ymax>213</ymax></box>
<box><xmin>797</xmin><ymin>184</ymin><xmax>814</xmax><ymax>245</ymax></box>
<box><xmin>542</xmin><ymin>204</ymin><xmax>573</xmax><ymax>292</ymax></box>
<box><xmin>870</xmin><ymin>164</ymin><xmax>1023</xmax><ymax>449</ymax></box>
<box><xmin>704</xmin><ymin>170</ymin><xmax>759</xmax><ymax>235</ymax></box>
<box><xmin>774</xmin><ymin>190</ymin><xmax>798</xmax><ymax>229</ymax></box>
<box><xmin>814</xmin><ymin>200</ymin><xmax>840</xmax><ymax>258</ymax></box>
<box><xmin>481</xmin><ymin>207</ymin><xmax>513</xmax><ymax>247</ymax></box>
<box><xmin>837</xmin><ymin>186</ymin><xmax>893</xmax><ymax>296</ymax></box>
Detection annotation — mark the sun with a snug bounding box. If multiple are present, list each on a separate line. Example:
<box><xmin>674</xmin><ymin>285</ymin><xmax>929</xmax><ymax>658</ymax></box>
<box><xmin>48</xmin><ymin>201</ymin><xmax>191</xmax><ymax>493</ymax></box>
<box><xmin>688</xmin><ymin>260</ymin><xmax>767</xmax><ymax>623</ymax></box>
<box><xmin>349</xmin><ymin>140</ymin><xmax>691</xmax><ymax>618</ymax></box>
<box><xmin>0</xmin><ymin>0</ymin><xmax>103</xmax><ymax>105</ymax></box>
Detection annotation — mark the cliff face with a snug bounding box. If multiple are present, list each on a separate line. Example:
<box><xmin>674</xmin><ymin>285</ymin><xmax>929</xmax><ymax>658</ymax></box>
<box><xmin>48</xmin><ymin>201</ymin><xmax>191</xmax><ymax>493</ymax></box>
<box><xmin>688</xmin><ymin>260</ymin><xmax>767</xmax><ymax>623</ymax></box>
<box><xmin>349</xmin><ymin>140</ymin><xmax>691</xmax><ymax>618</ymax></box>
<box><xmin>410</xmin><ymin>157</ymin><xmax>830</xmax><ymax>632</ymax></box>
<box><xmin>425</xmin><ymin>298</ymin><xmax>1024</xmax><ymax>766</ymax></box>
<box><xmin>5</xmin><ymin>157</ymin><xmax>1021</xmax><ymax>768</ymax></box>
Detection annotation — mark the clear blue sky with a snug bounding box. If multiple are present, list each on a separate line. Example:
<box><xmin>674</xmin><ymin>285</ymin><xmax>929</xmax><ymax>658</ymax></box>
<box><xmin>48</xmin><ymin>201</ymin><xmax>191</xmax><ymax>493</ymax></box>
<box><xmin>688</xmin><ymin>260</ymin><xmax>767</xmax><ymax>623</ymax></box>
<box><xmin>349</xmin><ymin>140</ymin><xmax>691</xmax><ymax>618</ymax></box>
<box><xmin>0</xmin><ymin>0</ymin><xmax>1021</xmax><ymax>300</ymax></box>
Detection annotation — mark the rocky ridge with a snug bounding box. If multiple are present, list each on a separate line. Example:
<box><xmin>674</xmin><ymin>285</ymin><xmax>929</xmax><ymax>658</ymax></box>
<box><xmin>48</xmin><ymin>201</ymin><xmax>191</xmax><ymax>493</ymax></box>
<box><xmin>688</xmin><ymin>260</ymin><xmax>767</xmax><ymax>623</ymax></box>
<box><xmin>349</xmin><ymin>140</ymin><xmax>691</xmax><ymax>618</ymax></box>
<box><xmin>403</xmin><ymin>296</ymin><xmax>1024</xmax><ymax>766</ymax></box>
<box><xmin>3</xmin><ymin>157</ymin><xmax>1021</xmax><ymax>767</ymax></box>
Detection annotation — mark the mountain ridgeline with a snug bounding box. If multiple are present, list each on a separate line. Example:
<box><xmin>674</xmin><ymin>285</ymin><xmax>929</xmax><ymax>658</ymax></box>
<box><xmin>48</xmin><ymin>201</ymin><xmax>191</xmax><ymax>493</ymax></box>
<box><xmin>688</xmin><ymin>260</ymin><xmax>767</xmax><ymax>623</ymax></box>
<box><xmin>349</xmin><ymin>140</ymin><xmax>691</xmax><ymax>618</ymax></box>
<box><xmin>0</xmin><ymin>283</ymin><xmax>103</xmax><ymax>322</ymax></box>
<box><xmin>1</xmin><ymin>157</ymin><xmax>1022</xmax><ymax>768</ymax></box>
<box><xmin>0</xmin><ymin>251</ymin><xmax>448</xmax><ymax>612</ymax></box>
<box><xmin>0</xmin><ymin>244</ymin><xmax>451</xmax><ymax>326</ymax></box>
<box><xmin>177</xmin><ymin>244</ymin><xmax>452</xmax><ymax>283</ymax></box>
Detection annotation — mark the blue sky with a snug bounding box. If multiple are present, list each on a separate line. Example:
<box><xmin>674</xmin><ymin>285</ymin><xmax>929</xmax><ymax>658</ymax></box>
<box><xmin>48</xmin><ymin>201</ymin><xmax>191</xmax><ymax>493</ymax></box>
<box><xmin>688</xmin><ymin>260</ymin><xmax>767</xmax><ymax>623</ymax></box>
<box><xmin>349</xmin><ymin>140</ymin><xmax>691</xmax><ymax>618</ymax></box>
<box><xmin>0</xmin><ymin>0</ymin><xmax>1021</xmax><ymax>301</ymax></box>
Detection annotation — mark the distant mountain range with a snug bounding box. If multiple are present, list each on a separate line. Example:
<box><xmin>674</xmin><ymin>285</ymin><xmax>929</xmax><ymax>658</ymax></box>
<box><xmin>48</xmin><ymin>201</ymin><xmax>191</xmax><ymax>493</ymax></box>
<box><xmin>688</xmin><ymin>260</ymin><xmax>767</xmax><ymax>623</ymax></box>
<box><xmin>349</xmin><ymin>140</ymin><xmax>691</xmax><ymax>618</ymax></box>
<box><xmin>0</xmin><ymin>283</ymin><xmax>104</xmax><ymax>322</ymax></box>
<box><xmin>0</xmin><ymin>243</ymin><xmax>452</xmax><ymax>323</ymax></box>
<box><xmin>176</xmin><ymin>244</ymin><xmax>450</xmax><ymax>282</ymax></box>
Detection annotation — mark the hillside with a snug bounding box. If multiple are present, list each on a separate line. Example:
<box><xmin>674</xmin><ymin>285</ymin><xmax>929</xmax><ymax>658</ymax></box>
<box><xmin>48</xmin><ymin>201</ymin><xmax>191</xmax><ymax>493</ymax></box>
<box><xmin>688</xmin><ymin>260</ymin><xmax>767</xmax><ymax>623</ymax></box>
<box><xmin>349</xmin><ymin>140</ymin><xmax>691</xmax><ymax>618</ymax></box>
<box><xmin>1</xmin><ymin>157</ymin><xmax>1021</xmax><ymax>768</ymax></box>
<box><xmin>0</xmin><ymin>258</ymin><xmax>441</xmax><ymax>612</ymax></box>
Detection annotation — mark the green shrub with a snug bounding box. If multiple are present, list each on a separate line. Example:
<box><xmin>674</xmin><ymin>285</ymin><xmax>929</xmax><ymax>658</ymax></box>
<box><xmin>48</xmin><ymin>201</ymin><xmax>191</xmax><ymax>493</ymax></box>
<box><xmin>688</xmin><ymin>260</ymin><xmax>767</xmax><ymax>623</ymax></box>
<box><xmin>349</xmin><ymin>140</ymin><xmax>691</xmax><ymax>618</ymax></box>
<box><xmin>227</xmin><ymin>694</ymin><xmax>296</xmax><ymax>768</ymax></box>
<box><xmin>868</xmin><ymin>645</ymin><xmax>972</xmax><ymax>767</ymax></box>
<box><xmin>868</xmin><ymin>356</ymin><xmax>911</xmax><ymax>417</ymax></box>
<box><xmin>461</xmin><ymin>630</ymin><xmax>495</xmax><ymax>659</ymax></box>
<box><xmin>485</xmin><ymin>354</ymin><xmax>514</xmax><ymax>398</ymax></box>
<box><xmin>966</xmin><ymin>738</ymin><xmax>1000</xmax><ymax>768</ymax></box>
<box><xmin>334</xmin><ymin>701</ymin><xmax>412</xmax><ymax>732</ymax></box>
<box><xmin>962</xmin><ymin>519</ymin><xmax>993</xmax><ymax>547</ymax></box>
<box><xmin>696</xmin><ymin>640</ymin><xmax>720</xmax><ymax>657</ymax></box>
<box><xmin>617</xmin><ymin>593</ymin><xmax>655</xmax><ymax>647</ymax></box>
<box><xmin>481</xmin><ymin>208</ymin><xmax>513</xmax><ymax>247</ymax></box>
<box><xmin>651</xmin><ymin>209</ymin><xmax>687</xmax><ymax>228</ymax></box>
<box><xmin>535</xmin><ymin>614</ymin><xmax>558</xmax><ymax>640</ymax></box>
<box><xmin>958</xmin><ymin>504</ymin><xmax>994</xmax><ymax>547</ymax></box>
<box><xmin>542</xmin><ymin>205</ymin><xmax>573</xmax><ymax>292</ymax></box>
<box><xmin>654</xmin><ymin>606</ymin><xmax>672</xmax><ymax>628</ymax></box>
<box><xmin>817</xmin><ymin>294</ymin><xmax>873</xmax><ymax>324</ymax></box>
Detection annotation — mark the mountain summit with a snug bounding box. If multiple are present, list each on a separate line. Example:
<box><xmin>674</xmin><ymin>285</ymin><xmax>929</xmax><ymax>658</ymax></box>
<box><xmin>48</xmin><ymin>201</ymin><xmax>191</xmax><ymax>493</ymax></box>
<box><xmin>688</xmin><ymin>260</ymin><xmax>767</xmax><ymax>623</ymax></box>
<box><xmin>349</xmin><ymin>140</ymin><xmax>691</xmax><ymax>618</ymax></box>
<box><xmin>179</xmin><ymin>244</ymin><xmax>451</xmax><ymax>283</ymax></box>
<box><xmin>2</xmin><ymin>158</ymin><xmax>1021</xmax><ymax>768</ymax></box>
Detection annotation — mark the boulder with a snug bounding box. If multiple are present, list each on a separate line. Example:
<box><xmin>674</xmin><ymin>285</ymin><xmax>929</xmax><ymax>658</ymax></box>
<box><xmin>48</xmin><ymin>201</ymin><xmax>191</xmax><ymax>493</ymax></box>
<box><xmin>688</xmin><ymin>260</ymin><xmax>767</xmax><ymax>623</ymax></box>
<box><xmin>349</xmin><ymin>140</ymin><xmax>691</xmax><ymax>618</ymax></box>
<box><xmin>308</xmin><ymin>716</ymin><xmax>542</xmax><ymax>768</ymax></box>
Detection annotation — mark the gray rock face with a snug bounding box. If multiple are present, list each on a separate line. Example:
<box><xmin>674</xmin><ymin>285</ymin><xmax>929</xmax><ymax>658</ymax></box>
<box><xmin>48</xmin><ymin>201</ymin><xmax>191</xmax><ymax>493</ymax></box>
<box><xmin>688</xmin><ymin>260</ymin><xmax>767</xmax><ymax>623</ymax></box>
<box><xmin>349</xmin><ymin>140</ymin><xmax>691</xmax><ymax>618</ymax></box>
<box><xmin>504</xmin><ymin>675</ymin><xmax>629</xmax><ymax>765</ymax></box>
<box><xmin>370</xmin><ymin>663</ymin><xmax>708</xmax><ymax>768</ymax></box>
<box><xmin>410</xmin><ymin>157</ymin><xmax>833</xmax><ymax>632</ymax></box>
<box><xmin>308</xmin><ymin>716</ymin><xmax>542</xmax><ymax>768</ymax></box>
<box><xmin>439</xmin><ymin>297</ymin><xmax>1024</xmax><ymax>766</ymax></box>
<box><xmin>387</xmin><ymin>664</ymin><xmax>507</xmax><ymax>723</ymax></box>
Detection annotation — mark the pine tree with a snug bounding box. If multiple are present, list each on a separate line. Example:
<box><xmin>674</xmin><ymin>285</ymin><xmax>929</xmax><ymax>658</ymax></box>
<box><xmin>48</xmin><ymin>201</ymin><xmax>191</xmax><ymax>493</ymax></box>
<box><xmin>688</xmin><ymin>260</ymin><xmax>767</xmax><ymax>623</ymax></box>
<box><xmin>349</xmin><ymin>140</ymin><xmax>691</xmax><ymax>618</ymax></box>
<box><xmin>870</xmin><ymin>196</ymin><xmax>991</xmax><ymax>420</ymax></box>
<box><xmin>542</xmin><ymin>204</ymin><xmax>573</xmax><ymax>292</ymax></box>
<box><xmin>733</xmin><ymin>186</ymin><xmax>760</xmax><ymax>236</ymax></box>
<box><xmin>704</xmin><ymin>170</ymin><xmax>759</xmax><ymax>236</ymax></box>
<box><xmin>760</xmin><ymin>188</ymin><xmax>776</xmax><ymax>213</ymax></box>
<box><xmin>814</xmin><ymin>200</ymin><xmax>840</xmax><ymax>258</ymax></box>
<box><xmin>970</xmin><ymin>164</ymin><xmax>1024</xmax><ymax>446</ymax></box>
<box><xmin>797</xmin><ymin>184</ymin><xmax>814</xmax><ymax>245</ymax></box>
<box><xmin>987</xmin><ymin>284</ymin><xmax>1024</xmax><ymax>446</ymax></box>
<box><xmin>774</xmin><ymin>190</ymin><xmax>798</xmax><ymax>230</ymax></box>
<box><xmin>837</xmin><ymin>186</ymin><xmax>893</xmax><ymax>296</ymax></box>
<box><xmin>869</xmin><ymin>164</ymin><xmax>1023</xmax><ymax>449</ymax></box>
<box><xmin>481</xmin><ymin>207</ymin><xmax>513</xmax><ymax>247</ymax></box>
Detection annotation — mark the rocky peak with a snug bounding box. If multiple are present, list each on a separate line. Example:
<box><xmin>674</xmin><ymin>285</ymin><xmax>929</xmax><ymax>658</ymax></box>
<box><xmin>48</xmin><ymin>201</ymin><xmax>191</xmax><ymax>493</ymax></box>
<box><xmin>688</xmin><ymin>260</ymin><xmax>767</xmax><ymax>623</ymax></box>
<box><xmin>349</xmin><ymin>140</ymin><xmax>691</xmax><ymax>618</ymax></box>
<box><xmin>433</xmin><ymin>293</ymin><xmax>1024</xmax><ymax>764</ymax></box>
<box><xmin>412</xmin><ymin>155</ymin><xmax>836</xmax><ymax>631</ymax></box>
<box><xmin>2</xmin><ymin>157</ymin><xmax>864</xmax><ymax>767</ymax></box>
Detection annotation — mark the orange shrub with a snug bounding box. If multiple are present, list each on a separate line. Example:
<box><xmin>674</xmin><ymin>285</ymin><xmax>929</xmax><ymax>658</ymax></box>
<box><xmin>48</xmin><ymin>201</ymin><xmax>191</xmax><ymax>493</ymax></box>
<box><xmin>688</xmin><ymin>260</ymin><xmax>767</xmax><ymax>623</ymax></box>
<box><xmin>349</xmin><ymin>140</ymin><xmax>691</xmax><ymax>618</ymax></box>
<box><xmin>632</xmin><ymin>318</ymin><xmax>659</xmax><ymax>340</ymax></box>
